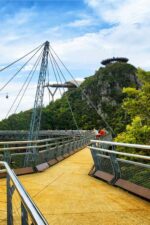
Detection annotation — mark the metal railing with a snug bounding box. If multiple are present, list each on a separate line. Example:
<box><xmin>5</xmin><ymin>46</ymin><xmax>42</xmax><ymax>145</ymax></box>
<box><xmin>89</xmin><ymin>140</ymin><xmax>150</xmax><ymax>198</ymax></box>
<box><xmin>0</xmin><ymin>133</ymin><xmax>94</xmax><ymax>168</ymax></box>
<box><xmin>0</xmin><ymin>130</ymin><xmax>93</xmax><ymax>141</ymax></box>
<box><xmin>0</xmin><ymin>161</ymin><xmax>48</xmax><ymax>225</ymax></box>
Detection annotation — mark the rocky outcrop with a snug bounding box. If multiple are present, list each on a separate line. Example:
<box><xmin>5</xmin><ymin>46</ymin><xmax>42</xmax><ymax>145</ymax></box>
<box><xmin>81</xmin><ymin>62</ymin><xmax>139</xmax><ymax>133</ymax></box>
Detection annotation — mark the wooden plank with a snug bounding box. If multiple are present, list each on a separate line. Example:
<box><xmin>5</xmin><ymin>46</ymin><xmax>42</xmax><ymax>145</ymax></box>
<box><xmin>115</xmin><ymin>179</ymin><xmax>150</xmax><ymax>200</ymax></box>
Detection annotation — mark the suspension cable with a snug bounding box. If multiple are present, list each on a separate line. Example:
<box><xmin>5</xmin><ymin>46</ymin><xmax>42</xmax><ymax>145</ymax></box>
<box><xmin>6</xmin><ymin>49</ymin><xmax>43</xmax><ymax>118</ymax></box>
<box><xmin>15</xmin><ymin>53</ymin><xmax>43</xmax><ymax>113</ymax></box>
<box><xmin>50</xmin><ymin>45</ymin><xmax>115</xmax><ymax>135</ymax></box>
<box><xmin>51</xmin><ymin>54</ymin><xmax>80</xmax><ymax>132</ymax></box>
<box><xmin>50</xmin><ymin>45</ymin><xmax>79</xmax><ymax>86</ymax></box>
<box><xmin>14</xmin><ymin>50</ymin><xmax>44</xmax><ymax>115</ymax></box>
<box><xmin>49</xmin><ymin>50</ymin><xmax>81</xmax><ymax>133</ymax></box>
<box><xmin>48</xmin><ymin>52</ymin><xmax>63</xmax><ymax>97</ymax></box>
<box><xmin>0</xmin><ymin>43</ymin><xmax>44</xmax><ymax>73</ymax></box>
<box><xmin>0</xmin><ymin>44</ymin><xmax>44</xmax><ymax>92</ymax></box>
<box><xmin>46</xmin><ymin>60</ymin><xmax>52</xmax><ymax>104</ymax></box>
<box><xmin>49</xmin><ymin>51</ymin><xmax>78</xmax><ymax>130</ymax></box>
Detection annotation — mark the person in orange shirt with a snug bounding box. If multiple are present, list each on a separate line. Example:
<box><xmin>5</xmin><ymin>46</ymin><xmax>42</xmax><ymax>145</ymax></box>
<box><xmin>96</xmin><ymin>129</ymin><xmax>107</xmax><ymax>138</ymax></box>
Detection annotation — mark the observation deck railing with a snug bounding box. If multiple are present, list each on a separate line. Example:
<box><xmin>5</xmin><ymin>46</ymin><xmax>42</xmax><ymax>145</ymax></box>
<box><xmin>0</xmin><ymin>130</ymin><xmax>92</xmax><ymax>141</ymax></box>
<box><xmin>89</xmin><ymin>140</ymin><xmax>150</xmax><ymax>200</ymax></box>
<box><xmin>0</xmin><ymin>132</ymin><xmax>94</xmax><ymax>173</ymax></box>
<box><xmin>0</xmin><ymin>161</ymin><xmax>48</xmax><ymax>225</ymax></box>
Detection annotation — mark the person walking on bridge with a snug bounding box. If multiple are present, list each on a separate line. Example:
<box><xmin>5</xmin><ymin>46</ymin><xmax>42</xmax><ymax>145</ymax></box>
<box><xmin>96</xmin><ymin>128</ymin><xmax>107</xmax><ymax>139</ymax></box>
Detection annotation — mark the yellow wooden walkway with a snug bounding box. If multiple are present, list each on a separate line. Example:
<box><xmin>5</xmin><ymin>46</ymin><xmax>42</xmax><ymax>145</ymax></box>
<box><xmin>0</xmin><ymin>148</ymin><xmax>150</xmax><ymax>224</ymax></box>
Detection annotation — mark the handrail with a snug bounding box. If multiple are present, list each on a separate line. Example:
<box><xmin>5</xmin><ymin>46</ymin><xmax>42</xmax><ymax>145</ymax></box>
<box><xmin>90</xmin><ymin>140</ymin><xmax>150</xmax><ymax>150</ymax></box>
<box><xmin>0</xmin><ymin>136</ymin><xmax>71</xmax><ymax>145</ymax></box>
<box><xmin>90</xmin><ymin>147</ymin><xmax>150</xmax><ymax>160</ymax></box>
<box><xmin>0</xmin><ymin>142</ymin><xmax>58</xmax><ymax>152</ymax></box>
<box><xmin>0</xmin><ymin>133</ymin><xmax>93</xmax><ymax>168</ymax></box>
<box><xmin>89</xmin><ymin>140</ymin><xmax>150</xmax><ymax>160</ymax></box>
<box><xmin>89</xmin><ymin>139</ymin><xmax>150</xmax><ymax>199</ymax></box>
<box><xmin>0</xmin><ymin>161</ymin><xmax>48</xmax><ymax>225</ymax></box>
<box><xmin>0</xmin><ymin>136</ymin><xmax>87</xmax><ymax>152</ymax></box>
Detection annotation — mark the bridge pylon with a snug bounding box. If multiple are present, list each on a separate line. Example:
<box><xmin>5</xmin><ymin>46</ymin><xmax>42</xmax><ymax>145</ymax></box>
<box><xmin>25</xmin><ymin>41</ymin><xmax>49</xmax><ymax>166</ymax></box>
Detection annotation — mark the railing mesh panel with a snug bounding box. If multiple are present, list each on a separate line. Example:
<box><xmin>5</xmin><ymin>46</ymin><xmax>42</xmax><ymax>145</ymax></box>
<box><xmin>118</xmin><ymin>160</ymin><xmax>150</xmax><ymax>189</ymax></box>
<box><xmin>97</xmin><ymin>156</ymin><xmax>114</xmax><ymax>175</ymax></box>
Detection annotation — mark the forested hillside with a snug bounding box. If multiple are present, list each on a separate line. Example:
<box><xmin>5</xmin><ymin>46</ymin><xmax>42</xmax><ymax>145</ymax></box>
<box><xmin>0</xmin><ymin>61</ymin><xmax>140</xmax><ymax>136</ymax></box>
<box><xmin>115</xmin><ymin>69</ymin><xmax>150</xmax><ymax>145</ymax></box>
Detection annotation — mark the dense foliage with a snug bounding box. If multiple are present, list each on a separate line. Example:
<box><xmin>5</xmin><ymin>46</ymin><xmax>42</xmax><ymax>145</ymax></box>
<box><xmin>115</xmin><ymin>68</ymin><xmax>150</xmax><ymax>146</ymax></box>
<box><xmin>81</xmin><ymin>62</ymin><xmax>139</xmax><ymax>134</ymax></box>
<box><xmin>0</xmin><ymin>62</ymin><xmax>139</xmax><ymax>136</ymax></box>
<box><xmin>0</xmin><ymin>110</ymin><xmax>31</xmax><ymax>130</ymax></box>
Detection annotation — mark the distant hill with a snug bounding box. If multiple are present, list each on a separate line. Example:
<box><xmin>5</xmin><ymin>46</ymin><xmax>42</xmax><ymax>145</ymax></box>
<box><xmin>0</xmin><ymin>61</ymin><xmax>140</xmax><ymax>135</ymax></box>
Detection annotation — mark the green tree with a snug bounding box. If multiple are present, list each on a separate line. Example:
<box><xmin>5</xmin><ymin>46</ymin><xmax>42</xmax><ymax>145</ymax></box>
<box><xmin>115</xmin><ymin>68</ymin><xmax>150</xmax><ymax>145</ymax></box>
<box><xmin>0</xmin><ymin>62</ymin><xmax>139</xmax><ymax>133</ymax></box>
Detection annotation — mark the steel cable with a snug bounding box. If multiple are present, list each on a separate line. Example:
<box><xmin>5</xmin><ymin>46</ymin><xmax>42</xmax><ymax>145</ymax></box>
<box><xmin>6</xmin><ymin>49</ymin><xmax>43</xmax><ymax>118</ymax></box>
<box><xmin>13</xmin><ymin>50</ymin><xmax>44</xmax><ymax>114</ymax></box>
<box><xmin>50</xmin><ymin>45</ymin><xmax>115</xmax><ymax>135</ymax></box>
<box><xmin>49</xmin><ymin>51</ymin><xmax>81</xmax><ymax>134</ymax></box>
<box><xmin>0</xmin><ymin>44</ymin><xmax>44</xmax><ymax>92</ymax></box>
<box><xmin>48</xmin><ymin>52</ymin><xmax>63</xmax><ymax>97</ymax></box>
<box><xmin>0</xmin><ymin>43</ymin><xmax>44</xmax><ymax>73</ymax></box>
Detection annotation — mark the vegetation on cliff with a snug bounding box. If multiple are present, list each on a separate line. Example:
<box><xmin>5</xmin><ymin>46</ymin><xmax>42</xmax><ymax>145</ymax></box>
<box><xmin>0</xmin><ymin>62</ymin><xmax>141</xmax><ymax>138</ymax></box>
<box><xmin>115</xmin><ymin>69</ymin><xmax>150</xmax><ymax>146</ymax></box>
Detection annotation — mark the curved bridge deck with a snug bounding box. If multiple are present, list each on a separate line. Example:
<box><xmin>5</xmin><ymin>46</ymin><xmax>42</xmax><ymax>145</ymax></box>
<box><xmin>1</xmin><ymin>148</ymin><xmax>150</xmax><ymax>224</ymax></box>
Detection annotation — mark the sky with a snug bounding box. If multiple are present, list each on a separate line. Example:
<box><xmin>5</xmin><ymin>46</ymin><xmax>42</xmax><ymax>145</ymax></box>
<box><xmin>0</xmin><ymin>0</ymin><xmax>150</xmax><ymax>120</ymax></box>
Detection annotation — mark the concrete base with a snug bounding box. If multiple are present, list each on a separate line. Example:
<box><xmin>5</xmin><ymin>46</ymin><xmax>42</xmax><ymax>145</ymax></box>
<box><xmin>48</xmin><ymin>159</ymin><xmax>58</xmax><ymax>166</ymax></box>
<box><xmin>63</xmin><ymin>153</ymin><xmax>69</xmax><ymax>158</ymax></box>
<box><xmin>69</xmin><ymin>151</ymin><xmax>74</xmax><ymax>155</ymax></box>
<box><xmin>56</xmin><ymin>156</ymin><xmax>64</xmax><ymax>161</ymax></box>
<box><xmin>14</xmin><ymin>167</ymin><xmax>34</xmax><ymax>175</ymax></box>
<box><xmin>36</xmin><ymin>163</ymin><xmax>49</xmax><ymax>172</ymax></box>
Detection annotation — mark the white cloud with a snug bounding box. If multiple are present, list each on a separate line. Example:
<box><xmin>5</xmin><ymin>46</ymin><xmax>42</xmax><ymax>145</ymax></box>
<box><xmin>85</xmin><ymin>0</ymin><xmax>150</xmax><ymax>25</ymax></box>
<box><xmin>0</xmin><ymin>1</ymin><xmax>150</xmax><ymax>120</ymax></box>
<box><xmin>52</xmin><ymin>20</ymin><xmax>150</xmax><ymax>72</ymax></box>
<box><xmin>23</xmin><ymin>64</ymin><xmax>40</xmax><ymax>72</ymax></box>
<box><xmin>67</xmin><ymin>18</ymin><xmax>94</xmax><ymax>28</ymax></box>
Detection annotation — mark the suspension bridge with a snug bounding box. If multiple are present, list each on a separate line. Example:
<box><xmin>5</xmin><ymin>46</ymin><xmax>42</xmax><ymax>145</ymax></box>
<box><xmin>0</xmin><ymin>41</ymin><xmax>149</xmax><ymax>225</ymax></box>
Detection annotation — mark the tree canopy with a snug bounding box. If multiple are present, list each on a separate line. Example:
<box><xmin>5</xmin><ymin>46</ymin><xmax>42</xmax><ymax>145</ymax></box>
<box><xmin>0</xmin><ymin>62</ymin><xmax>140</xmax><ymax>137</ymax></box>
<box><xmin>115</xmin><ymin>68</ymin><xmax>150</xmax><ymax>145</ymax></box>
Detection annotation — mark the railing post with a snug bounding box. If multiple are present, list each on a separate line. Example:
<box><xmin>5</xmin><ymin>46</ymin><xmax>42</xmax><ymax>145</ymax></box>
<box><xmin>21</xmin><ymin>202</ymin><xmax>28</xmax><ymax>225</ymax></box>
<box><xmin>3</xmin><ymin>144</ymin><xmax>11</xmax><ymax>165</ymax></box>
<box><xmin>32</xmin><ymin>144</ymin><xmax>39</xmax><ymax>166</ymax></box>
<box><xmin>55</xmin><ymin>141</ymin><xmax>58</xmax><ymax>159</ymax></box>
<box><xmin>45</xmin><ymin>141</ymin><xmax>50</xmax><ymax>162</ymax></box>
<box><xmin>1</xmin><ymin>161</ymin><xmax>49</xmax><ymax>225</ymax></box>
<box><xmin>7</xmin><ymin>174</ymin><xmax>15</xmax><ymax>225</ymax></box>
<box><xmin>91</xmin><ymin>143</ymin><xmax>100</xmax><ymax>170</ymax></box>
<box><xmin>109</xmin><ymin>146</ymin><xmax>121</xmax><ymax>184</ymax></box>
<box><xmin>102</xmin><ymin>134</ymin><xmax>121</xmax><ymax>184</ymax></box>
